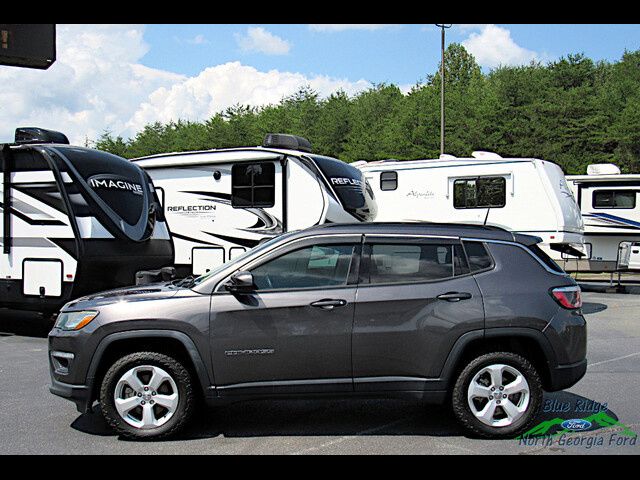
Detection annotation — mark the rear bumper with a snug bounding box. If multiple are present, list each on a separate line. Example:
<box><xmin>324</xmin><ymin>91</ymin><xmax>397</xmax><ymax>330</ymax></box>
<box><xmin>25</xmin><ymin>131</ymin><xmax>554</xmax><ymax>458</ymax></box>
<box><xmin>547</xmin><ymin>358</ymin><xmax>588</xmax><ymax>392</ymax></box>
<box><xmin>49</xmin><ymin>374</ymin><xmax>92</xmax><ymax>413</ymax></box>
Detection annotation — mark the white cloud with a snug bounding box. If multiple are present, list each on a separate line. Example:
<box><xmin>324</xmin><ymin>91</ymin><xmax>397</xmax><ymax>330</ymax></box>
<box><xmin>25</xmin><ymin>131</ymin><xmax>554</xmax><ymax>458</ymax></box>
<box><xmin>309</xmin><ymin>24</ymin><xmax>400</xmax><ymax>32</ymax></box>
<box><xmin>0</xmin><ymin>25</ymin><xmax>369</xmax><ymax>144</ymax></box>
<box><xmin>461</xmin><ymin>24</ymin><xmax>540</xmax><ymax>68</ymax></box>
<box><xmin>188</xmin><ymin>34</ymin><xmax>209</xmax><ymax>45</ymax></box>
<box><xmin>235</xmin><ymin>27</ymin><xmax>291</xmax><ymax>55</ymax></box>
<box><xmin>127</xmin><ymin>62</ymin><xmax>370</xmax><ymax>132</ymax></box>
<box><xmin>0</xmin><ymin>25</ymin><xmax>184</xmax><ymax>144</ymax></box>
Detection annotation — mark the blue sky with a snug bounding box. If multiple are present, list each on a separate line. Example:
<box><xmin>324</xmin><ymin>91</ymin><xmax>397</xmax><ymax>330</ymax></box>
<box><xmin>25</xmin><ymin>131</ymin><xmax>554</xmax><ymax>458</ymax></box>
<box><xmin>141</xmin><ymin>24</ymin><xmax>640</xmax><ymax>86</ymax></box>
<box><xmin>2</xmin><ymin>24</ymin><xmax>639</xmax><ymax>144</ymax></box>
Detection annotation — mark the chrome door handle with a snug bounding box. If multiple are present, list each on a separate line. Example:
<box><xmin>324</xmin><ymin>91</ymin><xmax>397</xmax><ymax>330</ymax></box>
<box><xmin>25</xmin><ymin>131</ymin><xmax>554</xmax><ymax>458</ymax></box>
<box><xmin>310</xmin><ymin>299</ymin><xmax>347</xmax><ymax>310</ymax></box>
<box><xmin>437</xmin><ymin>292</ymin><xmax>472</xmax><ymax>302</ymax></box>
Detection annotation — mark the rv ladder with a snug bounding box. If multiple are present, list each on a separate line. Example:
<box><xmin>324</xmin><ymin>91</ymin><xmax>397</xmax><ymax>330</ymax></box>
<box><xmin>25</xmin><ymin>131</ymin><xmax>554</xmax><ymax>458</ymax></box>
<box><xmin>1</xmin><ymin>145</ymin><xmax>11</xmax><ymax>254</ymax></box>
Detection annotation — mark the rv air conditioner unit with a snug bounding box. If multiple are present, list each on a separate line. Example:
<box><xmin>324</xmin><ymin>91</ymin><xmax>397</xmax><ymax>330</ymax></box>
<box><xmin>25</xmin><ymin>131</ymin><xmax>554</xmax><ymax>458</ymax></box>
<box><xmin>262</xmin><ymin>133</ymin><xmax>312</xmax><ymax>153</ymax></box>
<box><xmin>439</xmin><ymin>154</ymin><xmax>457</xmax><ymax>160</ymax></box>
<box><xmin>471</xmin><ymin>151</ymin><xmax>503</xmax><ymax>159</ymax></box>
<box><xmin>587</xmin><ymin>163</ymin><xmax>621</xmax><ymax>176</ymax></box>
<box><xmin>15</xmin><ymin>127</ymin><xmax>69</xmax><ymax>145</ymax></box>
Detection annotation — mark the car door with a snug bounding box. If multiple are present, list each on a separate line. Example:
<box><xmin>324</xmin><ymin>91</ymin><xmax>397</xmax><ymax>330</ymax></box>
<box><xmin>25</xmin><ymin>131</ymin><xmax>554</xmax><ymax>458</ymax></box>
<box><xmin>210</xmin><ymin>235</ymin><xmax>362</xmax><ymax>396</ymax></box>
<box><xmin>352</xmin><ymin>235</ymin><xmax>485</xmax><ymax>392</ymax></box>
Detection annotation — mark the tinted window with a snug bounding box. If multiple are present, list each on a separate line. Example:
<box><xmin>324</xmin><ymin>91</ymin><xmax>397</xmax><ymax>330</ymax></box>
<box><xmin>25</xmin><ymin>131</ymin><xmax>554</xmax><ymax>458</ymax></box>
<box><xmin>454</xmin><ymin>177</ymin><xmax>506</xmax><ymax>209</ymax></box>
<box><xmin>369</xmin><ymin>243</ymin><xmax>466</xmax><ymax>284</ymax></box>
<box><xmin>528</xmin><ymin>245</ymin><xmax>565</xmax><ymax>273</ymax></box>
<box><xmin>231</xmin><ymin>162</ymin><xmax>275</xmax><ymax>208</ymax></box>
<box><xmin>463</xmin><ymin>241</ymin><xmax>493</xmax><ymax>272</ymax></box>
<box><xmin>251</xmin><ymin>244</ymin><xmax>355</xmax><ymax>290</ymax></box>
<box><xmin>380</xmin><ymin>171</ymin><xmax>398</xmax><ymax>191</ymax></box>
<box><xmin>593</xmin><ymin>190</ymin><xmax>636</xmax><ymax>209</ymax></box>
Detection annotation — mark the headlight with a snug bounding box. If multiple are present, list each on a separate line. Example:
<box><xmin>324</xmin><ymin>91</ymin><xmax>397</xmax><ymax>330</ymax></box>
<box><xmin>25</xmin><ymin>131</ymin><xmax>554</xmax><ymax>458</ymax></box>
<box><xmin>55</xmin><ymin>311</ymin><xmax>99</xmax><ymax>331</ymax></box>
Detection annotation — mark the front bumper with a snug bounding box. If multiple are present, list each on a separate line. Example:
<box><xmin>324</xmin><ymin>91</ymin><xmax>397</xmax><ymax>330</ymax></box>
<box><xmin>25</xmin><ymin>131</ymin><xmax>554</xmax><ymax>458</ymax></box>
<box><xmin>49</xmin><ymin>373</ymin><xmax>93</xmax><ymax>413</ymax></box>
<box><xmin>547</xmin><ymin>358</ymin><xmax>588</xmax><ymax>392</ymax></box>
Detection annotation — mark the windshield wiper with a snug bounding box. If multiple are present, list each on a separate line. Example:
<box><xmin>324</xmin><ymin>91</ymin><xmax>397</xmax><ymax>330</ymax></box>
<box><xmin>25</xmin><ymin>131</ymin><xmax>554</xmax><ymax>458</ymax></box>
<box><xmin>172</xmin><ymin>275</ymin><xmax>197</xmax><ymax>288</ymax></box>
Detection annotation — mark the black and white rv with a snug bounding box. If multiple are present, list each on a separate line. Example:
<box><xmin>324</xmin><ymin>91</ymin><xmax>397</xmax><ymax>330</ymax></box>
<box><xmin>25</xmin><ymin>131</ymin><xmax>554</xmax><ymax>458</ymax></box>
<box><xmin>565</xmin><ymin>163</ymin><xmax>640</xmax><ymax>272</ymax></box>
<box><xmin>132</xmin><ymin>134</ymin><xmax>377</xmax><ymax>277</ymax></box>
<box><xmin>1</xmin><ymin>128</ymin><xmax>174</xmax><ymax>313</ymax></box>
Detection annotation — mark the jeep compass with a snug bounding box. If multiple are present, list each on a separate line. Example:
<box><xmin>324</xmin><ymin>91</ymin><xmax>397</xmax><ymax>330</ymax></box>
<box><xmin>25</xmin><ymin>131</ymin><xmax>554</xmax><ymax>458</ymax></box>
<box><xmin>49</xmin><ymin>223</ymin><xmax>587</xmax><ymax>439</ymax></box>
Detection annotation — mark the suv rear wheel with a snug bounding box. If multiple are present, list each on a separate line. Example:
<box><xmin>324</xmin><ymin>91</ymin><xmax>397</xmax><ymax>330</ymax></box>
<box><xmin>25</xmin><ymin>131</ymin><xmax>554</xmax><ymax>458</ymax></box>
<box><xmin>99</xmin><ymin>352</ymin><xmax>195</xmax><ymax>440</ymax></box>
<box><xmin>452</xmin><ymin>352</ymin><xmax>543</xmax><ymax>438</ymax></box>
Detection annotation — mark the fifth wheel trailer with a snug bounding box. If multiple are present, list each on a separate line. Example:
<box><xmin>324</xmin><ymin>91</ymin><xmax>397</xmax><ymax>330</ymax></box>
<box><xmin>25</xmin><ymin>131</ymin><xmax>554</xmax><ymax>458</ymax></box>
<box><xmin>563</xmin><ymin>164</ymin><xmax>640</xmax><ymax>272</ymax></box>
<box><xmin>132</xmin><ymin>134</ymin><xmax>377</xmax><ymax>277</ymax></box>
<box><xmin>356</xmin><ymin>152</ymin><xmax>585</xmax><ymax>260</ymax></box>
<box><xmin>1</xmin><ymin>128</ymin><xmax>173</xmax><ymax>313</ymax></box>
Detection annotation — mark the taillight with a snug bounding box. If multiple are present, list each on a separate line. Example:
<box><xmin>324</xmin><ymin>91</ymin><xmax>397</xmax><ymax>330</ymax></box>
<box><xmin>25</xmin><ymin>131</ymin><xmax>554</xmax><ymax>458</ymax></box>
<box><xmin>551</xmin><ymin>286</ymin><xmax>582</xmax><ymax>310</ymax></box>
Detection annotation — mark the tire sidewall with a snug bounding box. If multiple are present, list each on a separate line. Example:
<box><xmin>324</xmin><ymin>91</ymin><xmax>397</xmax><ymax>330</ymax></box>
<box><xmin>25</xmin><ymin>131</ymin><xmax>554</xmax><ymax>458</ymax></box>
<box><xmin>100</xmin><ymin>352</ymin><xmax>193</xmax><ymax>440</ymax></box>
<box><xmin>453</xmin><ymin>352</ymin><xmax>543</xmax><ymax>438</ymax></box>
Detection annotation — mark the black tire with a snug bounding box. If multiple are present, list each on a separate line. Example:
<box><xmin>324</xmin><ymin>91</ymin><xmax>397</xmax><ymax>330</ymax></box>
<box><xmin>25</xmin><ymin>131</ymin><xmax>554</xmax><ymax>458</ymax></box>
<box><xmin>452</xmin><ymin>352</ymin><xmax>543</xmax><ymax>439</ymax></box>
<box><xmin>99</xmin><ymin>352</ymin><xmax>195</xmax><ymax>440</ymax></box>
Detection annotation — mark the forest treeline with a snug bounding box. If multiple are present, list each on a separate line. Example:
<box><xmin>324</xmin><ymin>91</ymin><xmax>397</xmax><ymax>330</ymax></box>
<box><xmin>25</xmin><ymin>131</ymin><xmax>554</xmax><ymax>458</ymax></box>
<box><xmin>96</xmin><ymin>44</ymin><xmax>640</xmax><ymax>174</ymax></box>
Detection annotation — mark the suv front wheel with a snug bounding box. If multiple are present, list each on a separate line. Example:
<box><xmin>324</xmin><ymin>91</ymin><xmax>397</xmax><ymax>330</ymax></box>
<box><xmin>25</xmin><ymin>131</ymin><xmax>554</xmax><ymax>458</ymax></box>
<box><xmin>452</xmin><ymin>352</ymin><xmax>543</xmax><ymax>438</ymax></box>
<box><xmin>99</xmin><ymin>352</ymin><xmax>195</xmax><ymax>440</ymax></box>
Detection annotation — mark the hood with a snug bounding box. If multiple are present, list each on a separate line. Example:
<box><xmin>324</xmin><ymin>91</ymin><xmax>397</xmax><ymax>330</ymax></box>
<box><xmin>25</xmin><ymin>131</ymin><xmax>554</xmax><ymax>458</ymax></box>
<box><xmin>63</xmin><ymin>282</ymin><xmax>182</xmax><ymax>310</ymax></box>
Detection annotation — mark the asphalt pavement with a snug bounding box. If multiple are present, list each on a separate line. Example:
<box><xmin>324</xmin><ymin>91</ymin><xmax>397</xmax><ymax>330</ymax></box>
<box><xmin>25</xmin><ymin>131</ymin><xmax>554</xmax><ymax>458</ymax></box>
<box><xmin>0</xmin><ymin>292</ymin><xmax>638</xmax><ymax>455</ymax></box>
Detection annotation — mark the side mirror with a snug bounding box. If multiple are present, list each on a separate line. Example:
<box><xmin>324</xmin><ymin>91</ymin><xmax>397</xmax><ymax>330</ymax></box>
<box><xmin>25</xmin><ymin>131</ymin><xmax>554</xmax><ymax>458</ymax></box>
<box><xmin>224</xmin><ymin>271</ymin><xmax>254</xmax><ymax>293</ymax></box>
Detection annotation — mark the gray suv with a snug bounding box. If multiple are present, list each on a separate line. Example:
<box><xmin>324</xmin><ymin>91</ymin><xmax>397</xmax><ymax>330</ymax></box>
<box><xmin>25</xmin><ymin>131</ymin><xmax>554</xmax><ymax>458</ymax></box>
<box><xmin>49</xmin><ymin>223</ymin><xmax>587</xmax><ymax>439</ymax></box>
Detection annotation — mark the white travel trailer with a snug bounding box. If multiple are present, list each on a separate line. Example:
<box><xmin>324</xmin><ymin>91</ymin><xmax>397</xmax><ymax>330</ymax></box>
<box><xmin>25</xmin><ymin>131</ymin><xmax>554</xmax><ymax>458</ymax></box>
<box><xmin>564</xmin><ymin>164</ymin><xmax>640</xmax><ymax>272</ymax></box>
<box><xmin>1</xmin><ymin>128</ymin><xmax>173</xmax><ymax>313</ymax></box>
<box><xmin>356</xmin><ymin>152</ymin><xmax>584</xmax><ymax>259</ymax></box>
<box><xmin>132</xmin><ymin>134</ymin><xmax>377</xmax><ymax>277</ymax></box>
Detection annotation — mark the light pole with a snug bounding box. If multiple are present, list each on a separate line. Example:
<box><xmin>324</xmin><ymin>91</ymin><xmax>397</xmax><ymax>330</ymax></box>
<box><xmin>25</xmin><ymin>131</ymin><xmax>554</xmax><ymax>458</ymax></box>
<box><xmin>435</xmin><ymin>24</ymin><xmax>452</xmax><ymax>156</ymax></box>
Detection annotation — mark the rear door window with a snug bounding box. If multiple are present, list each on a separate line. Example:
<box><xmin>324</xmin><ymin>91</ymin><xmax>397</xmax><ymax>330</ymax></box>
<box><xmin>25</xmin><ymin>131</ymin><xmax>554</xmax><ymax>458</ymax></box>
<box><xmin>367</xmin><ymin>242</ymin><xmax>468</xmax><ymax>284</ymax></box>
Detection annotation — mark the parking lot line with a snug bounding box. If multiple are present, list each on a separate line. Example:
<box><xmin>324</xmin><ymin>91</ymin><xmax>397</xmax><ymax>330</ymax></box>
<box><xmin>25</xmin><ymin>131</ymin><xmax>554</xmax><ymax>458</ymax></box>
<box><xmin>588</xmin><ymin>352</ymin><xmax>640</xmax><ymax>368</ymax></box>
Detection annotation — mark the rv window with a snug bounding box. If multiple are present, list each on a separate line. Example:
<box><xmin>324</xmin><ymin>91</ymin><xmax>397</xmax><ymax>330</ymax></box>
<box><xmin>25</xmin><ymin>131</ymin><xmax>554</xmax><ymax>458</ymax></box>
<box><xmin>593</xmin><ymin>190</ymin><xmax>636</xmax><ymax>209</ymax></box>
<box><xmin>368</xmin><ymin>243</ymin><xmax>463</xmax><ymax>284</ymax></box>
<box><xmin>380</xmin><ymin>171</ymin><xmax>398</xmax><ymax>191</ymax></box>
<box><xmin>231</xmin><ymin>162</ymin><xmax>275</xmax><ymax>208</ymax></box>
<box><xmin>454</xmin><ymin>177</ymin><xmax>506</xmax><ymax>209</ymax></box>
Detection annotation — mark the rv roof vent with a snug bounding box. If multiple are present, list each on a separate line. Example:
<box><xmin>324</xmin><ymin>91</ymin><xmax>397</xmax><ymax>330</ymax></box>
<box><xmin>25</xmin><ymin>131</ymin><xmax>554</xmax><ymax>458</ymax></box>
<box><xmin>439</xmin><ymin>154</ymin><xmax>457</xmax><ymax>160</ymax></box>
<box><xmin>471</xmin><ymin>151</ymin><xmax>503</xmax><ymax>160</ymax></box>
<box><xmin>587</xmin><ymin>163</ymin><xmax>621</xmax><ymax>176</ymax></box>
<box><xmin>262</xmin><ymin>133</ymin><xmax>312</xmax><ymax>153</ymax></box>
<box><xmin>15</xmin><ymin>127</ymin><xmax>69</xmax><ymax>145</ymax></box>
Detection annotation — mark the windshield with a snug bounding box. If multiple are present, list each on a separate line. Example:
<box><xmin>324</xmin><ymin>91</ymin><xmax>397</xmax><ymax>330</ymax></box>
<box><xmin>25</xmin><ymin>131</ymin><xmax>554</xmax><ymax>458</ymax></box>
<box><xmin>191</xmin><ymin>232</ymin><xmax>298</xmax><ymax>287</ymax></box>
<box><xmin>308</xmin><ymin>154</ymin><xmax>377</xmax><ymax>221</ymax></box>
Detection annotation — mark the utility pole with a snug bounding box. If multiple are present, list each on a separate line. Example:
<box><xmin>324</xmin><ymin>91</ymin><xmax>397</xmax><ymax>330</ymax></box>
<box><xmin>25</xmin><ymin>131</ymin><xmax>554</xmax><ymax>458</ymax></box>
<box><xmin>435</xmin><ymin>24</ymin><xmax>452</xmax><ymax>156</ymax></box>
